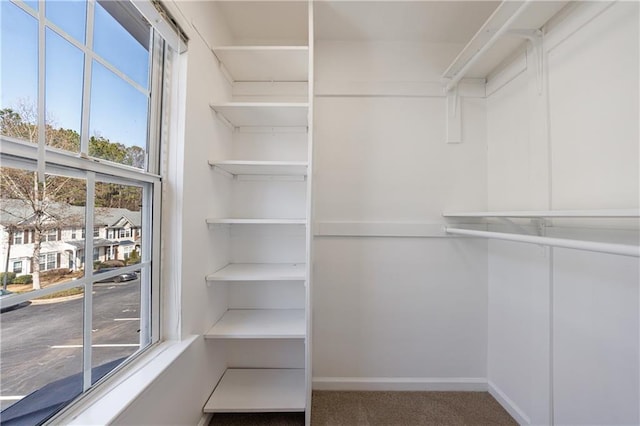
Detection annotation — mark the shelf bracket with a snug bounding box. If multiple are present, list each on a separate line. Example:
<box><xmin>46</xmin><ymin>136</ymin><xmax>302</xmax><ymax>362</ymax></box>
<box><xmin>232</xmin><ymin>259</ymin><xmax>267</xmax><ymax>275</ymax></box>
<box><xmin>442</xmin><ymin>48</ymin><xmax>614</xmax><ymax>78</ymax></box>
<box><xmin>508</xmin><ymin>29</ymin><xmax>544</xmax><ymax>95</ymax></box>
<box><xmin>446</xmin><ymin>85</ymin><xmax>462</xmax><ymax>144</ymax></box>
<box><xmin>210</xmin><ymin>165</ymin><xmax>235</xmax><ymax>179</ymax></box>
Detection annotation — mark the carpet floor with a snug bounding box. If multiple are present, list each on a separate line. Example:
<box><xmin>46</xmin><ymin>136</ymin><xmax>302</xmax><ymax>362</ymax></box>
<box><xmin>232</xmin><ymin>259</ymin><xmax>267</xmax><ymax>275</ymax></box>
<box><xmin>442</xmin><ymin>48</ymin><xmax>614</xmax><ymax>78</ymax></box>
<box><xmin>210</xmin><ymin>391</ymin><xmax>517</xmax><ymax>425</ymax></box>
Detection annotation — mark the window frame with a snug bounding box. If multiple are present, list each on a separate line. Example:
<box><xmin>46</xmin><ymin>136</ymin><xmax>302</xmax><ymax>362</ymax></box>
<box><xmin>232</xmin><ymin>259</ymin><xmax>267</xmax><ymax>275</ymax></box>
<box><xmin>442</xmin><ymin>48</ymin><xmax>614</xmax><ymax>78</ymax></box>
<box><xmin>0</xmin><ymin>0</ymin><xmax>166</xmax><ymax>415</ymax></box>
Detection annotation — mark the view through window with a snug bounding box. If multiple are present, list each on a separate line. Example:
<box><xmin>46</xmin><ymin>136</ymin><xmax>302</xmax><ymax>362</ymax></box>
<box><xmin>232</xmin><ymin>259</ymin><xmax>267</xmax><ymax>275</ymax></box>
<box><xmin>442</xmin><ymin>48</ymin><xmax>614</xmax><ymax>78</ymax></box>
<box><xmin>0</xmin><ymin>0</ymin><xmax>169</xmax><ymax>422</ymax></box>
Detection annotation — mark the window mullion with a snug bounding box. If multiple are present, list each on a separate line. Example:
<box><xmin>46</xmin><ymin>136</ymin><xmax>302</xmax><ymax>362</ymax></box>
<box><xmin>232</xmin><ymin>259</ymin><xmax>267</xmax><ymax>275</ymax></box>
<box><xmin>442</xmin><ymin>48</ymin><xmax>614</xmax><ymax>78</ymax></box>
<box><xmin>80</xmin><ymin>0</ymin><xmax>95</xmax><ymax>156</ymax></box>
<box><xmin>37</xmin><ymin>0</ymin><xmax>45</xmax><ymax>182</ymax></box>
<box><xmin>82</xmin><ymin>171</ymin><xmax>96</xmax><ymax>392</ymax></box>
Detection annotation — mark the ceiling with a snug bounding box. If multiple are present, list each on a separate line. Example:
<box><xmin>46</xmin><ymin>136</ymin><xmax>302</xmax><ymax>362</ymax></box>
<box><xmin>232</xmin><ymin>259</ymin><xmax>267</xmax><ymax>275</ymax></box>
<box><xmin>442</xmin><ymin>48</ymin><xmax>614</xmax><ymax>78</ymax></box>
<box><xmin>214</xmin><ymin>1</ymin><xmax>501</xmax><ymax>44</ymax></box>
<box><xmin>314</xmin><ymin>1</ymin><xmax>501</xmax><ymax>42</ymax></box>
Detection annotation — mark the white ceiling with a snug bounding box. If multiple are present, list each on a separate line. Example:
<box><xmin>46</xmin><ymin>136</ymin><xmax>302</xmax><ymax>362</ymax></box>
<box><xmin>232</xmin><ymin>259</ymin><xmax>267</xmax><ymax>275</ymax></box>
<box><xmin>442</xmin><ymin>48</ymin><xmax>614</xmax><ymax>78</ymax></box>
<box><xmin>213</xmin><ymin>1</ymin><xmax>501</xmax><ymax>44</ymax></box>
<box><xmin>314</xmin><ymin>1</ymin><xmax>501</xmax><ymax>42</ymax></box>
<box><xmin>216</xmin><ymin>1</ymin><xmax>309</xmax><ymax>44</ymax></box>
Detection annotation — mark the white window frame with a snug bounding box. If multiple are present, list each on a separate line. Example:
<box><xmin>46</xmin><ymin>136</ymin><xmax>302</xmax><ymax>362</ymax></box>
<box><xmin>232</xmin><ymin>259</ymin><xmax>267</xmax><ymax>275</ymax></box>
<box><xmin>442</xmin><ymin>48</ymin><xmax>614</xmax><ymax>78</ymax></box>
<box><xmin>13</xmin><ymin>233</ymin><xmax>23</xmax><ymax>245</ymax></box>
<box><xmin>13</xmin><ymin>260</ymin><xmax>23</xmax><ymax>273</ymax></box>
<box><xmin>0</xmin><ymin>0</ymin><xmax>166</xmax><ymax>410</ymax></box>
<box><xmin>39</xmin><ymin>252</ymin><xmax>57</xmax><ymax>271</ymax></box>
<box><xmin>44</xmin><ymin>228</ymin><xmax>57</xmax><ymax>242</ymax></box>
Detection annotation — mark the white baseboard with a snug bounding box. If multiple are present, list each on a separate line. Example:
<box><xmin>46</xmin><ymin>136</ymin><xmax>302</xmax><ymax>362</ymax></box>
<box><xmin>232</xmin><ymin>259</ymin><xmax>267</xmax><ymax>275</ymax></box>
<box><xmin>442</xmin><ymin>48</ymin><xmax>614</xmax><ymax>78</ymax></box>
<box><xmin>312</xmin><ymin>377</ymin><xmax>488</xmax><ymax>392</ymax></box>
<box><xmin>197</xmin><ymin>413</ymin><xmax>213</xmax><ymax>426</ymax></box>
<box><xmin>488</xmin><ymin>381</ymin><xmax>530</xmax><ymax>425</ymax></box>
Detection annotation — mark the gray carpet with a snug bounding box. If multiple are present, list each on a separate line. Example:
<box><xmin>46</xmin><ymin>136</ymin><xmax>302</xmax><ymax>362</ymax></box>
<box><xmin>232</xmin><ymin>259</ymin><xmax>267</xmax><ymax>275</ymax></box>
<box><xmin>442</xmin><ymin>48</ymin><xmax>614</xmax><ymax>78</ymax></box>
<box><xmin>210</xmin><ymin>391</ymin><xmax>517</xmax><ymax>425</ymax></box>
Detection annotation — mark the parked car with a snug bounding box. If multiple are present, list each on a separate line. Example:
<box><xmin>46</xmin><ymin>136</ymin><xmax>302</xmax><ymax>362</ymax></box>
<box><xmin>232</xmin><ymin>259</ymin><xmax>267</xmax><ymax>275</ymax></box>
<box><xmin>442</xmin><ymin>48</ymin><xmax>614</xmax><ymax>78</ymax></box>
<box><xmin>1</xmin><ymin>289</ymin><xmax>29</xmax><ymax>312</ymax></box>
<box><xmin>95</xmin><ymin>268</ymin><xmax>138</xmax><ymax>283</ymax></box>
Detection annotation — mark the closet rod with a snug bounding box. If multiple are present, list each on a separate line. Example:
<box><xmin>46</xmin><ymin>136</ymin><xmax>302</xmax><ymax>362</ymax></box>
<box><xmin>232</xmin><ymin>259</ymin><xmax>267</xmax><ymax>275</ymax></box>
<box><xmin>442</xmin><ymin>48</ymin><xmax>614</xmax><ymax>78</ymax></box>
<box><xmin>445</xmin><ymin>227</ymin><xmax>640</xmax><ymax>258</ymax></box>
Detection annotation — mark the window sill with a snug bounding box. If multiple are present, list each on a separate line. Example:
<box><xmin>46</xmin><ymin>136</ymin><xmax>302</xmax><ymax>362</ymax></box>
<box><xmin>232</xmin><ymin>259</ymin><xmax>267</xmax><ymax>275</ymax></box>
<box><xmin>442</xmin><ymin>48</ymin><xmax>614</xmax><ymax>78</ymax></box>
<box><xmin>54</xmin><ymin>335</ymin><xmax>198</xmax><ymax>426</ymax></box>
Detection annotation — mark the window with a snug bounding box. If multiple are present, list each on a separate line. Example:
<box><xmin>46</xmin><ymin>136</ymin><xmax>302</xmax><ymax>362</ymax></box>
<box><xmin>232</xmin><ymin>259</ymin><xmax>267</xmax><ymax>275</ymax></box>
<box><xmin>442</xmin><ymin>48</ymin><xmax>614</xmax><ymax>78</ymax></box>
<box><xmin>13</xmin><ymin>261</ymin><xmax>22</xmax><ymax>273</ymax></box>
<box><xmin>44</xmin><ymin>229</ymin><xmax>57</xmax><ymax>242</ymax></box>
<box><xmin>39</xmin><ymin>253</ymin><xmax>57</xmax><ymax>271</ymax></box>
<box><xmin>0</xmin><ymin>0</ymin><xmax>174</xmax><ymax>421</ymax></box>
<box><xmin>117</xmin><ymin>228</ymin><xmax>132</xmax><ymax>239</ymax></box>
<box><xmin>123</xmin><ymin>245</ymin><xmax>133</xmax><ymax>260</ymax></box>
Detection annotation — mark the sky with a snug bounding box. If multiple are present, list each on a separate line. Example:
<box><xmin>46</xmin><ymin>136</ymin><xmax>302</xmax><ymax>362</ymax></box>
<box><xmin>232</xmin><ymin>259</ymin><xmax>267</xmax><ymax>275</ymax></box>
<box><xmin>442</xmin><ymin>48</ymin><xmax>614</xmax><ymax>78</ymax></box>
<box><xmin>1</xmin><ymin>0</ymin><xmax>150</xmax><ymax>151</ymax></box>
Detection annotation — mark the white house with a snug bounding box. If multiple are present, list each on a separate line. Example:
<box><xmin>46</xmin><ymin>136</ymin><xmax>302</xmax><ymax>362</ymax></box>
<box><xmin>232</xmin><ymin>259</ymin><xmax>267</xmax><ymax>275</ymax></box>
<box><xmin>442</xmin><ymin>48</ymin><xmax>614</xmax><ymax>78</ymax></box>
<box><xmin>0</xmin><ymin>199</ymin><xmax>142</xmax><ymax>276</ymax></box>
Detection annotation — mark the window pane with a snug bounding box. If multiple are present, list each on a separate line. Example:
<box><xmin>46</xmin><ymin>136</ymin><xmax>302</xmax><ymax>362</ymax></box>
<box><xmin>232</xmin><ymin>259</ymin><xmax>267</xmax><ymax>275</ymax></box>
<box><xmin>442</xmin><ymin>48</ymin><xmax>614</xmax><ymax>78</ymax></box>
<box><xmin>45</xmin><ymin>0</ymin><xmax>87</xmax><ymax>44</ymax></box>
<box><xmin>91</xmin><ymin>181</ymin><xmax>144</xmax><ymax>379</ymax></box>
<box><xmin>0</xmin><ymin>287</ymin><xmax>84</xmax><ymax>413</ymax></box>
<box><xmin>94</xmin><ymin>182</ymin><xmax>143</xmax><ymax>273</ymax></box>
<box><xmin>24</xmin><ymin>1</ymin><xmax>39</xmax><ymax>11</ymax></box>
<box><xmin>0</xmin><ymin>166</ymin><xmax>86</xmax><ymax>294</ymax></box>
<box><xmin>0</xmin><ymin>2</ymin><xmax>38</xmax><ymax>143</ymax></box>
<box><xmin>89</xmin><ymin>62</ymin><xmax>148</xmax><ymax>169</ymax></box>
<box><xmin>93</xmin><ymin>2</ymin><xmax>150</xmax><ymax>89</ymax></box>
<box><xmin>45</xmin><ymin>28</ymin><xmax>84</xmax><ymax>152</ymax></box>
<box><xmin>91</xmin><ymin>269</ymin><xmax>141</xmax><ymax>382</ymax></box>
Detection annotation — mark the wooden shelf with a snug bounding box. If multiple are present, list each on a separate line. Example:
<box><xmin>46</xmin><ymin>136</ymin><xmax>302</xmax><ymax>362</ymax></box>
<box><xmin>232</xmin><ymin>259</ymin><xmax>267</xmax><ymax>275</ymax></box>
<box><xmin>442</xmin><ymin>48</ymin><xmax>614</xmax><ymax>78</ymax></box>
<box><xmin>209</xmin><ymin>103</ymin><xmax>308</xmax><ymax>128</ymax></box>
<box><xmin>442</xmin><ymin>1</ymin><xmax>567</xmax><ymax>82</ymax></box>
<box><xmin>206</xmin><ymin>218</ymin><xmax>306</xmax><ymax>225</ymax></box>
<box><xmin>208</xmin><ymin>160</ymin><xmax>308</xmax><ymax>177</ymax></box>
<box><xmin>206</xmin><ymin>264</ymin><xmax>306</xmax><ymax>282</ymax></box>
<box><xmin>443</xmin><ymin>209</ymin><xmax>640</xmax><ymax>218</ymax></box>
<box><xmin>204</xmin><ymin>309</ymin><xmax>305</xmax><ymax>339</ymax></box>
<box><xmin>214</xmin><ymin>46</ymin><xmax>309</xmax><ymax>82</ymax></box>
<box><xmin>203</xmin><ymin>368</ymin><xmax>305</xmax><ymax>413</ymax></box>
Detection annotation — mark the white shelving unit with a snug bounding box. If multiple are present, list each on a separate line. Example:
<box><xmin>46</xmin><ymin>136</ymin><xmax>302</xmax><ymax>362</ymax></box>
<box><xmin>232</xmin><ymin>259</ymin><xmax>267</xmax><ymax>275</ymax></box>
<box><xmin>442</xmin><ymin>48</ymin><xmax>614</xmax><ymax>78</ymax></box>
<box><xmin>206</xmin><ymin>263</ymin><xmax>306</xmax><ymax>282</ymax></box>
<box><xmin>209</xmin><ymin>103</ymin><xmax>309</xmax><ymax>128</ymax></box>
<box><xmin>205</xmin><ymin>309</ymin><xmax>306</xmax><ymax>339</ymax></box>
<box><xmin>208</xmin><ymin>160</ymin><xmax>308</xmax><ymax>177</ymax></box>
<box><xmin>204</xmin><ymin>369</ymin><xmax>306</xmax><ymax>413</ymax></box>
<box><xmin>204</xmin><ymin>2</ymin><xmax>312</xmax><ymax>420</ymax></box>
<box><xmin>213</xmin><ymin>46</ymin><xmax>309</xmax><ymax>82</ymax></box>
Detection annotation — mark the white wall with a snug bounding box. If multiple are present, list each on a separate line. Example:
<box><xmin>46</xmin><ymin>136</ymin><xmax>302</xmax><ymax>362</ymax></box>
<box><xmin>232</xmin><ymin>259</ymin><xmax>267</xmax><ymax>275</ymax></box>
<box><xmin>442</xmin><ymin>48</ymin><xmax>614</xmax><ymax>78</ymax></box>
<box><xmin>486</xmin><ymin>2</ymin><xmax>639</xmax><ymax>424</ymax></box>
<box><xmin>312</xmin><ymin>40</ymin><xmax>489</xmax><ymax>389</ymax></box>
<box><xmin>113</xmin><ymin>1</ymin><xmax>234</xmax><ymax>423</ymax></box>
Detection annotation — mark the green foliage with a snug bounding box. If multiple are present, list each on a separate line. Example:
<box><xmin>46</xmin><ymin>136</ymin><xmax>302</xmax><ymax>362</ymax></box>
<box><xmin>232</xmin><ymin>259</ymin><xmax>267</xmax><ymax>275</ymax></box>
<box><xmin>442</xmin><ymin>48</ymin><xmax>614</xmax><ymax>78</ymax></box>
<box><xmin>13</xmin><ymin>274</ymin><xmax>33</xmax><ymax>284</ymax></box>
<box><xmin>0</xmin><ymin>272</ymin><xmax>16</xmax><ymax>284</ymax></box>
<box><xmin>126</xmin><ymin>248</ymin><xmax>141</xmax><ymax>265</ymax></box>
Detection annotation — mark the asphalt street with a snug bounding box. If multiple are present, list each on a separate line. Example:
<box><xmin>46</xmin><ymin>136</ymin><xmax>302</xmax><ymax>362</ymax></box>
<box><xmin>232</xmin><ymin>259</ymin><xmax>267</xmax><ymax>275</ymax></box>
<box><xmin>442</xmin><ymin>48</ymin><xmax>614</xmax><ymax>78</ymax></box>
<box><xmin>0</xmin><ymin>279</ymin><xmax>141</xmax><ymax>411</ymax></box>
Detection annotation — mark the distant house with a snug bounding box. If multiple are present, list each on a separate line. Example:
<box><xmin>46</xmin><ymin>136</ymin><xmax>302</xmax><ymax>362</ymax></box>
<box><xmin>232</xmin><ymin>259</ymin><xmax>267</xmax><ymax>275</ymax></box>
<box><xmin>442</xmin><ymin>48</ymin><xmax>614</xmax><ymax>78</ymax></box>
<box><xmin>0</xmin><ymin>199</ymin><xmax>142</xmax><ymax>276</ymax></box>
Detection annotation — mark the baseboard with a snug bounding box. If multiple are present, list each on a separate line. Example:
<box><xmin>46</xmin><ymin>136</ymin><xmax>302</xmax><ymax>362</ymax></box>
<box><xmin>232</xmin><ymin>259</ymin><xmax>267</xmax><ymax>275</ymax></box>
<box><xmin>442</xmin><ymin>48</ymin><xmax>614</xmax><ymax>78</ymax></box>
<box><xmin>312</xmin><ymin>377</ymin><xmax>488</xmax><ymax>392</ymax></box>
<box><xmin>487</xmin><ymin>381</ymin><xmax>530</xmax><ymax>425</ymax></box>
<box><xmin>197</xmin><ymin>413</ymin><xmax>212</xmax><ymax>426</ymax></box>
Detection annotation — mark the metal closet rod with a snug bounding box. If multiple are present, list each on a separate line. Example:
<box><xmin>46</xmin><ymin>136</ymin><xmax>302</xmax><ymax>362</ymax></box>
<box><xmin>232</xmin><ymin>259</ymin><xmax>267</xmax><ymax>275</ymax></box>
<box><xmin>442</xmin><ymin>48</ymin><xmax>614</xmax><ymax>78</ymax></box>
<box><xmin>445</xmin><ymin>227</ymin><xmax>640</xmax><ymax>258</ymax></box>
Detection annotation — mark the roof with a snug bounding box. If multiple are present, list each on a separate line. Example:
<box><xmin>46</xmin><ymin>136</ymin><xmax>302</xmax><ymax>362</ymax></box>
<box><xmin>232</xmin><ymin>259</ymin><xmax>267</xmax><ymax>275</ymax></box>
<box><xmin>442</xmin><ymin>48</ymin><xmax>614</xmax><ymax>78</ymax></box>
<box><xmin>65</xmin><ymin>238</ymin><xmax>118</xmax><ymax>249</ymax></box>
<box><xmin>0</xmin><ymin>199</ymin><xmax>142</xmax><ymax>228</ymax></box>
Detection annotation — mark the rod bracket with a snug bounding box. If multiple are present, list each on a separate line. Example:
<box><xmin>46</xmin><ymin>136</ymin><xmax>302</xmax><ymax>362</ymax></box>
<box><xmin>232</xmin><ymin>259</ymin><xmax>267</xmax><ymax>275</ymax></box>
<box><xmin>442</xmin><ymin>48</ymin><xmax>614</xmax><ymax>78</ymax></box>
<box><xmin>508</xmin><ymin>29</ymin><xmax>544</xmax><ymax>95</ymax></box>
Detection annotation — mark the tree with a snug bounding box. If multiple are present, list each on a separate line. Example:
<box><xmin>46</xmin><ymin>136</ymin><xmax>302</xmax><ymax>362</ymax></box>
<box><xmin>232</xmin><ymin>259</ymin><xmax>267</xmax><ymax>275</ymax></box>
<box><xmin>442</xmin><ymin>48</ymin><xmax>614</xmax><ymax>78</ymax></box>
<box><xmin>1</xmin><ymin>170</ymin><xmax>83</xmax><ymax>290</ymax></box>
<box><xmin>1</xmin><ymin>101</ymin><xmax>143</xmax><ymax>289</ymax></box>
<box><xmin>0</xmin><ymin>102</ymin><xmax>38</xmax><ymax>143</ymax></box>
